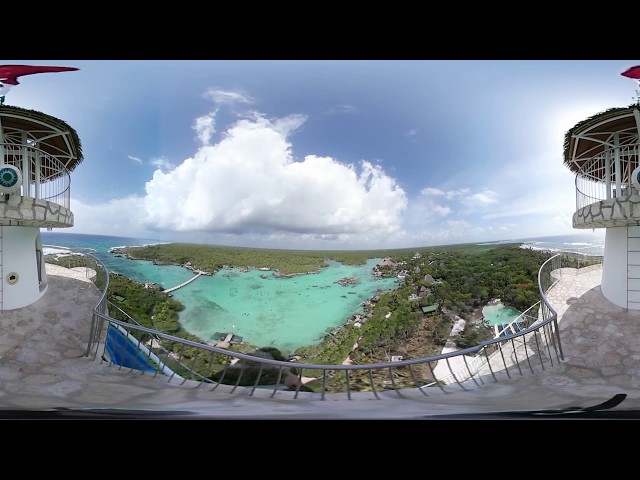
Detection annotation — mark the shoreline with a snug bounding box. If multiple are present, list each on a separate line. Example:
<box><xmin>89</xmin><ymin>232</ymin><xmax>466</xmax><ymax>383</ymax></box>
<box><xmin>110</xmin><ymin>248</ymin><xmax>398</xmax><ymax>353</ymax></box>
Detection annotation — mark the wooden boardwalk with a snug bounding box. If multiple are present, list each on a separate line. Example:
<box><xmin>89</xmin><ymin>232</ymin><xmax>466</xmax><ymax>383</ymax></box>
<box><xmin>163</xmin><ymin>272</ymin><xmax>203</xmax><ymax>293</ymax></box>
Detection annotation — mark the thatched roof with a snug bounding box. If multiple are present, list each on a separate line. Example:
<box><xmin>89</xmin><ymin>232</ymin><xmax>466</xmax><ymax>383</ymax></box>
<box><xmin>563</xmin><ymin>104</ymin><xmax>639</xmax><ymax>176</ymax></box>
<box><xmin>0</xmin><ymin>104</ymin><xmax>83</xmax><ymax>173</ymax></box>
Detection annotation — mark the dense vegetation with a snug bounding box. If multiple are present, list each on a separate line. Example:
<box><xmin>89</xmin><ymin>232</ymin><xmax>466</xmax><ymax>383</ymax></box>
<box><xmin>112</xmin><ymin>244</ymin><xmax>552</xmax><ymax>365</ymax></box>
<box><xmin>291</xmin><ymin>244</ymin><xmax>555</xmax><ymax>367</ymax></box>
<box><xmin>105</xmin><ymin>273</ymin><xmax>184</xmax><ymax>334</ymax></box>
<box><xmin>49</xmin><ymin>242</ymin><xmax>600</xmax><ymax>391</ymax></box>
<box><xmin>114</xmin><ymin>243</ymin><xmax>421</xmax><ymax>276</ymax></box>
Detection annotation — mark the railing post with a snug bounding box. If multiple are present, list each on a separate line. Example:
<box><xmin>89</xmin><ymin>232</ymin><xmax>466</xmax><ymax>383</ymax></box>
<box><xmin>605</xmin><ymin>149</ymin><xmax>611</xmax><ymax>200</ymax></box>
<box><xmin>85</xmin><ymin>313</ymin><xmax>97</xmax><ymax>357</ymax></box>
<box><xmin>34</xmin><ymin>148</ymin><xmax>41</xmax><ymax>200</ymax></box>
<box><xmin>0</xmin><ymin>119</ymin><xmax>4</xmax><ymax>166</ymax></box>
<box><xmin>21</xmin><ymin>133</ymin><xmax>29</xmax><ymax>196</ymax></box>
<box><xmin>553</xmin><ymin>315</ymin><xmax>564</xmax><ymax>360</ymax></box>
<box><xmin>614</xmin><ymin>133</ymin><xmax>621</xmax><ymax>197</ymax></box>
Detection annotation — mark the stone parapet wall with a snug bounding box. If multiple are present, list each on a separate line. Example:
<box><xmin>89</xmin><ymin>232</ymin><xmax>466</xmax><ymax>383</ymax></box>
<box><xmin>573</xmin><ymin>194</ymin><xmax>640</xmax><ymax>229</ymax></box>
<box><xmin>0</xmin><ymin>195</ymin><xmax>73</xmax><ymax>227</ymax></box>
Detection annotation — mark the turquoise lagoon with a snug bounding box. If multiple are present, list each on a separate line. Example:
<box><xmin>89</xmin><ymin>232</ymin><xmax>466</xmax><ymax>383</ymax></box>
<box><xmin>171</xmin><ymin>259</ymin><xmax>398</xmax><ymax>354</ymax></box>
<box><xmin>42</xmin><ymin>234</ymin><xmax>399</xmax><ymax>354</ymax></box>
<box><xmin>42</xmin><ymin>232</ymin><xmax>399</xmax><ymax>354</ymax></box>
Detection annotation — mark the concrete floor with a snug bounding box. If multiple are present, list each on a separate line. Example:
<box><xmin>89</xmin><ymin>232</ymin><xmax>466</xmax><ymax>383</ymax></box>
<box><xmin>0</xmin><ymin>263</ymin><xmax>639</xmax><ymax>419</ymax></box>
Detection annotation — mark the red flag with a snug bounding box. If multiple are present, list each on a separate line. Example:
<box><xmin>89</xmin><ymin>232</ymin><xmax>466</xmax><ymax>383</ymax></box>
<box><xmin>621</xmin><ymin>65</ymin><xmax>640</xmax><ymax>79</ymax></box>
<box><xmin>0</xmin><ymin>65</ymin><xmax>78</xmax><ymax>85</ymax></box>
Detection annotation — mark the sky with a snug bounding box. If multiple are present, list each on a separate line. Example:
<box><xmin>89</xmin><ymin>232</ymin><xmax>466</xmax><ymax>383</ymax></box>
<box><xmin>1</xmin><ymin>59</ymin><xmax>636</xmax><ymax>250</ymax></box>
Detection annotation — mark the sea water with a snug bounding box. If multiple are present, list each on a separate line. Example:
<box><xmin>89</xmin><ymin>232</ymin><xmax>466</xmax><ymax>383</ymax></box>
<box><xmin>515</xmin><ymin>232</ymin><xmax>605</xmax><ymax>256</ymax></box>
<box><xmin>171</xmin><ymin>259</ymin><xmax>397</xmax><ymax>354</ymax></box>
<box><xmin>42</xmin><ymin>232</ymin><xmax>195</xmax><ymax>288</ymax></box>
<box><xmin>41</xmin><ymin>231</ymin><xmax>606</xmax><ymax>353</ymax></box>
<box><xmin>41</xmin><ymin>232</ymin><xmax>397</xmax><ymax>353</ymax></box>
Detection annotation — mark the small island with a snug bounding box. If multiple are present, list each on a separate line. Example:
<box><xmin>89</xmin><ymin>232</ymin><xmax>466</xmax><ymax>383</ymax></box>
<box><xmin>336</xmin><ymin>276</ymin><xmax>359</xmax><ymax>286</ymax></box>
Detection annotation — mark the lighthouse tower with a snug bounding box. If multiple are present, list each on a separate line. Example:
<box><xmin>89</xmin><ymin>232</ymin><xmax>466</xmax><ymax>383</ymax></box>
<box><xmin>0</xmin><ymin>87</ymin><xmax>81</xmax><ymax>310</ymax></box>
<box><xmin>565</xmin><ymin>99</ymin><xmax>640</xmax><ymax>309</ymax></box>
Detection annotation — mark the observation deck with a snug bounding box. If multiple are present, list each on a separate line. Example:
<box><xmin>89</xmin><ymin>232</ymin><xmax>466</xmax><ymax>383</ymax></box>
<box><xmin>0</xmin><ymin>105</ymin><xmax>82</xmax><ymax>227</ymax></box>
<box><xmin>0</xmin><ymin>254</ymin><xmax>635</xmax><ymax>419</ymax></box>
<box><xmin>565</xmin><ymin>104</ymin><xmax>640</xmax><ymax>309</ymax></box>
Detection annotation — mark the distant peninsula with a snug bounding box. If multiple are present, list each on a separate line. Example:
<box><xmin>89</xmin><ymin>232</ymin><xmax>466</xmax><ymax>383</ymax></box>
<box><xmin>110</xmin><ymin>242</ymin><xmax>410</xmax><ymax>277</ymax></box>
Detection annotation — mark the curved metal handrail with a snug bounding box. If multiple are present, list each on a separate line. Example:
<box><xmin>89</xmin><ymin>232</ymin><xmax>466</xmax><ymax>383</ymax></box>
<box><xmin>44</xmin><ymin>245</ymin><xmax>575</xmax><ymax>400</ymax></box>
<box><xmin>537</xmin><ymin>253</ymin><xmax>563</xmax><ymax>359</ymax></box>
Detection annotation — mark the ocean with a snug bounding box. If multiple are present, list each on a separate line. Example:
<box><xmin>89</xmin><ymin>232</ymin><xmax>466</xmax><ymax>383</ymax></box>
<box><xmin>40</xmin><ymin>231</ymin><xmax>606</xmax><ymax>352</ymax></box>
<box><xmin>477</xmin><ymin>232</ymin><xmax>605</xmax><ymax>257</ymax></box>
<box><xmin>40</xmin><ymin>232</ymin><xmax>399</xmax><ymax>353</ymax></box>
<box><xmin>41</xmin><ymin>231</ymin><xmax>606</xmax><ymax>265</ymax></box>
<box><xmin>516</xmin><ymin>232</ymin><xmax>605</xmax><ymax>256</ymax></box>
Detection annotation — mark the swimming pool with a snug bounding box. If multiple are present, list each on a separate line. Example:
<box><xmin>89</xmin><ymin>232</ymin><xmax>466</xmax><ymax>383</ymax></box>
<box><xmin>105</xmin><ymin>325</ymin><xmax>158</xmax><ymax>373</ymax></box>
<box><xmin>482</xmin><ymin>303</ymin><xmax>522</xmax><ymax>326</ymax></box>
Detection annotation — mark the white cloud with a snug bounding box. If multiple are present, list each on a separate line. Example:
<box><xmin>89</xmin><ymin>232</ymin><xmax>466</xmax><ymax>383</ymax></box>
<box><xmin>421</xmin><ymin>187</ymin><xmax>445</xmax><ymax>196</ymax></box>
<box><xmin>128</xmin><ymin>154</ymin><xmax>175</xmax><ymax>170</ymax></box>
<box><xmin>412</xmin><ymin>226</ymin><xmax>469</xmax><ymax>244</ymax></box>
<box><xmin>446</xmin><ymin>219</ymin><xmax>470</xmax><ymax>229</ymax></box>
<box><xmin>68</xmin><ymin>91</ymin><xmax>597</xmax><ymax>249</ymax></box>
<box><xmin>139</xmin><ymin>113</ymin><xmax>408</xmax><ymax>241</ymax></box>
<box><xmin>477</xmin><ymin>150</ymin><xmax>577</xmax><ymax>223</ymax></box>
<box><xmin>432</xmin><ymin>204</ymin><xmax>452</xmax><ymax>216</ymax></box>
<box><xmin>468</xmin><ymin>190</ymin><xmax>498</xmax><ymax>205</ymax></box>
<box><xmin>420</xmin><ymin>187</ymin><xmax>471</xmax><ymax>199</ymax></box>
<box><xmin>193</xmin><ymin>111</ymin><xmax>217</xmax><ymax>146</ymax></box>
<box><xmin>150</xmin><ymin>157</ymin><xmax>175</xmax><ymax>172</ymax></box>
<box><xmin>415</xmin><ymin>186</ymin><xmax>495</xmax><ymax>217</ymax></box>
<box><xmin>67</xmin><ymin>196</ymin><xmax>146</xmax><ymax>237</ymax></box>
<box><xmin>203</xmin><ymin>89</ymin><xmax>253</xmax><ymax>106</ymax></box>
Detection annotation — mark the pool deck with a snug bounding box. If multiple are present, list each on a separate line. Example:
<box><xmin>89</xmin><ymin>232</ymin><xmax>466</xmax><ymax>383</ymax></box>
<box><xmin>0</xmin><ymin>263</ymin><xmax>639</xmax><ymax>418</ymax></box>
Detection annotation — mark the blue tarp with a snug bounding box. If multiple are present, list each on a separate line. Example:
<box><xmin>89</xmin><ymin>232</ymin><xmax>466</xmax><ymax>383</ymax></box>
<box><xmin>105</xmin><ymin>325</ymin><xmax>158</xmax><ymax>373</ymax></box>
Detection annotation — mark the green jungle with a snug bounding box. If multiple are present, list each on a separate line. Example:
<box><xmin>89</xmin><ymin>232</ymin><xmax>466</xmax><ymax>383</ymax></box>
<box><xmin>46</xmin><ymin>242</ymin><xmax>599</xmax><ymax>392</ymax></box>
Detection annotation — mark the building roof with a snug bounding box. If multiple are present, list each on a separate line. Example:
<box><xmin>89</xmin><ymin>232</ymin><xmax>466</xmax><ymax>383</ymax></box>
<box><xmin>0</xmin><ymin>105</ymin><xmax>83</xmax><ymax>175</ymax></box>
<box><xmin>563</xmin><ymin>104</ymin><xmax>639</xmax><ymax>178</ymax></box>
<box><xmin>421</xmin><ymin>303</ymin><xmax>439</xmax><ymax>313</ymax></box>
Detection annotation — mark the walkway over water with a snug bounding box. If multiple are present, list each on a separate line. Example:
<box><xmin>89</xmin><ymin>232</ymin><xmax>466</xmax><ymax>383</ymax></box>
<box><xmin>163</xmin><ymin>272</ymin><xmax>202</xmax><ymax>293</ymax></box>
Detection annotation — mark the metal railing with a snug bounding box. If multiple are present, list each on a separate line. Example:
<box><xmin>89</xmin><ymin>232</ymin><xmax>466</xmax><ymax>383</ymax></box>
<box><xmin>575</xmin><ymin>142</ymin><xmax>640</xmax><ymax>210</ymax></box>
<box><xmin>44</xmin><ymin>246</ymin><xmax>599</xmax><ymax>400</ymax></box>
<box><xmin>491</xmin><ymin>302</ymin><xmax>541</xmax><ymax>338</ymax></box>
<box><xmin>437</xmin><ymin>252</ymin><xmax>602</xmax><ymax>387</ymax></box>
<box><xmin>1</xmin><ymin>142</ymin><xmax>71</xmax><ymax>209</ymax></box>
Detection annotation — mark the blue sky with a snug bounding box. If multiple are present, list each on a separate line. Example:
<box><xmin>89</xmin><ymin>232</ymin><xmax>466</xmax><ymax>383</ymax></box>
<box><xmin>2</xmin><ymin>59</ymin><xmax>636</xmax><ymax>249</ymax></box>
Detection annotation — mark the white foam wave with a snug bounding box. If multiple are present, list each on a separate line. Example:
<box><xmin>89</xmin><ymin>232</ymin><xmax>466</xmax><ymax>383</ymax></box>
<box><xmin>43</xmin><ymin>247</ymin><xmax>71</xmax><ymax>255</ymax></box>
<box><xmin>109</xmin><ymin>241</ymin><xmax>171</xmax><ymax>253</ymax></box>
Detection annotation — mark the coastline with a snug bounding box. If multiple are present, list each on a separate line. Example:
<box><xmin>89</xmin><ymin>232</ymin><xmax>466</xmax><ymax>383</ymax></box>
<box><xmin>45</xmin><ymin>233</ymin><xmax>605</xmax><ymax>358</ymax></box>
<box><xmin>109</xmin><ymin>246</ymin><xmax>398</xmax><ymax>353</ymax></box>
<box><xmin>110</xmin><ymin>247</ymin><xmax>329</xmax><ymax>279</ymax></box>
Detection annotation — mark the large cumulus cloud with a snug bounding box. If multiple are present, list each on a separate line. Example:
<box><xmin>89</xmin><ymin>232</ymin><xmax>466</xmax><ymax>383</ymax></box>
<box><xmin>141</xmin><ymin>112</ymin><xmax>408</xmax><ymax>237</ymax></box>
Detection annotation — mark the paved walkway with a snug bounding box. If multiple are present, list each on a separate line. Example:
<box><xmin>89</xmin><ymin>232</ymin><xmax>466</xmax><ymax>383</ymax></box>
<box><xmin>0</xmin><ymin>263</ymin><xmax>639</xmax><ymax>418</ymax></box>
<box><xmin>543</xmin><ymin>265</ymin><xmax>640</xmax><ymax>390</ymax></box>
